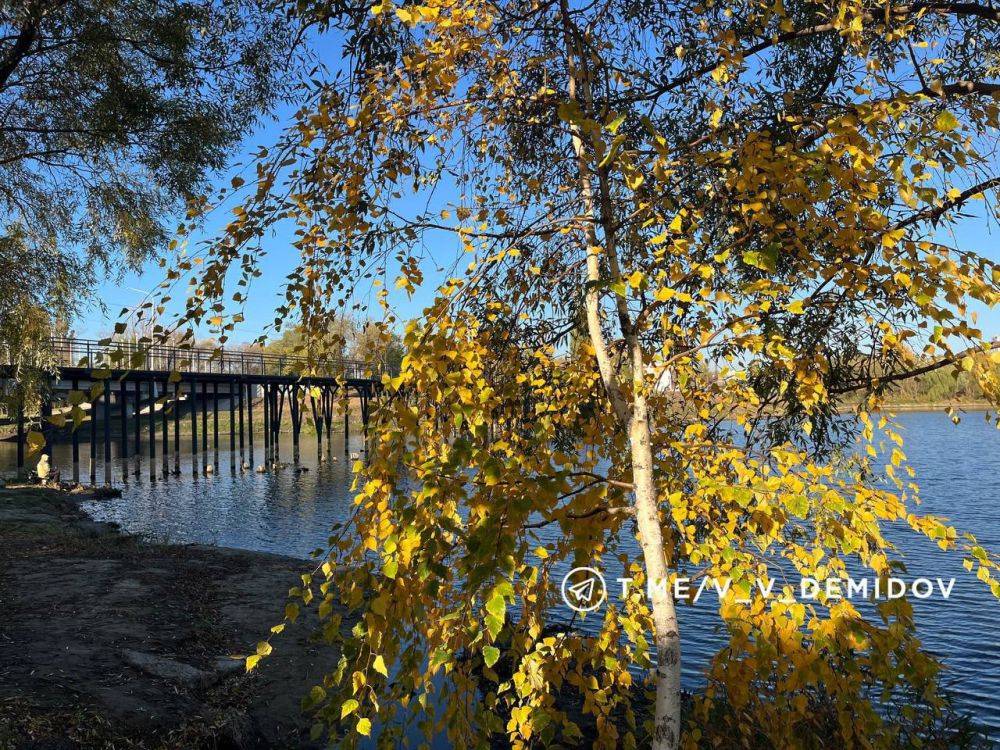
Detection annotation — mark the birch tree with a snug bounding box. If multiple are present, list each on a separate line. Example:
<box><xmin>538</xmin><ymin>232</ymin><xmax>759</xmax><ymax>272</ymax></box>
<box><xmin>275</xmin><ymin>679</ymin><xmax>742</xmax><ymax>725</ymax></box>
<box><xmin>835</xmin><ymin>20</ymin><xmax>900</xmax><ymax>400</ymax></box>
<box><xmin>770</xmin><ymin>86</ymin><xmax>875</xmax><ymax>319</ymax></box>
<box><xmin>160</xmin><ymin>0</ymin><xmax>1000</xmax><ymax>746</ymax></box>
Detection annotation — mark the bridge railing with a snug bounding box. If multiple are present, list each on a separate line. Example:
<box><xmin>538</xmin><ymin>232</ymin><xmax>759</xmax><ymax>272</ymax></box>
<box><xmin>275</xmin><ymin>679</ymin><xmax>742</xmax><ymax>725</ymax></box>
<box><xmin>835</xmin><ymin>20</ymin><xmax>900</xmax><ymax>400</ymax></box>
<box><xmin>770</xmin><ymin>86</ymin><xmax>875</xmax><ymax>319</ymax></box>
<box><xmin>48</xmin><ymin>336</ymin><xmax>383</xmax><ymax>380</ymax></box>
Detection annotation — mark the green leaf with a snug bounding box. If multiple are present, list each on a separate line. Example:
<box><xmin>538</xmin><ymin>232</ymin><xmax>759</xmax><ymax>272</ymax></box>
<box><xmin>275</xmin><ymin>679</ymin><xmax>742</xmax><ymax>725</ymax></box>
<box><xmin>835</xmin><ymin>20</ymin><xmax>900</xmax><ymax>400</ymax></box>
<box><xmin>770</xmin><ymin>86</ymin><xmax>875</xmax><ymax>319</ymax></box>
<box><xmin>485</xmin><ymin>613</ymin><xmax>503</xmax><ymax>639</ymax></box>
<box><xmin>935</xmin><ymin>110</ymin><xmax>960</xmax><ymax>132</ymax></box>
<box><xmin>482</xmin><ymin>456</ymin><xmax>501</xmax><ymax>486</ymax></box>
<box><xmin>598</xmin><ymin>134</ymin><xmax>626</xmax><ymax>168</ymax></box>
<box><xmin>483</xmin><ymin>645</ymin><xmax>500</xmax><ymax>668</ymax></box>
<box><xmin>383</xmin><ymin>559</ymin><xmax>398</xmax><ymax>579</ymax></box>
<box><xmin>485</xmin><ymin>592</ymin><xmax>506</xmax><ymax>619</ymax></box>
<box><xmin>743</xmin><ymin>246</ymin><xmax>777</xmax><ymax>273</ymax></box>
<box><xmin>429</xmin><ymin>648</ymin><xmax>452</xmax><ymax>668</ymax></box>
<box><xmin>788</xmin><ymin>495</ymin><xmax>810</xmax><ymax>518</ymax></box>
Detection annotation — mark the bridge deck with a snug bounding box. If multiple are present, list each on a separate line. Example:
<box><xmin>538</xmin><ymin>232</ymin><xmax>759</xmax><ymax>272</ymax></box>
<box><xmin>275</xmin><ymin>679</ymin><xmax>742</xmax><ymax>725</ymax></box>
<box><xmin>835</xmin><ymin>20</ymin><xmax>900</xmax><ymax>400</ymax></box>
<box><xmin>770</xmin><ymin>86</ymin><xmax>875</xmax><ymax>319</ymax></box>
<box><xmin>47</xmin><ymin>336</ymin><xmax>387</xmax><ymax>383</ymax></box>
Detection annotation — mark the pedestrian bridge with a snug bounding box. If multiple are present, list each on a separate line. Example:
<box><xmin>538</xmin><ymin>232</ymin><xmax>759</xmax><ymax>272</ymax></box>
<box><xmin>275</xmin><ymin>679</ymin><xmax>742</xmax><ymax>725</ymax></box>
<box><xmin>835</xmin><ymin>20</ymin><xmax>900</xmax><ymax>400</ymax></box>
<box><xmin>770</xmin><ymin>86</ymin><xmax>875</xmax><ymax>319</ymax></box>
<box><xmin>49</xmin><ymin>336</ymin><xmax>383</xmax><ymax>381</ymax></box>
<box><xmin>3</xmin><ymin>336</ymin><xmax>389</xmax><ymax>485</ymax></box>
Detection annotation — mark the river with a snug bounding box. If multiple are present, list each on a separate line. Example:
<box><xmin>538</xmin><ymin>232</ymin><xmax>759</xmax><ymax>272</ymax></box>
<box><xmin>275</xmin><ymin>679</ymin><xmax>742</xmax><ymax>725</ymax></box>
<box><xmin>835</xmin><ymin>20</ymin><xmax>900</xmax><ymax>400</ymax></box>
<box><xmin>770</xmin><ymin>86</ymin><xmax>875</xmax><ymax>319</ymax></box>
<box><xmin>2</xmin><ymin>410</ymin><xmax>997</xmax><ymax>736</ymax></box>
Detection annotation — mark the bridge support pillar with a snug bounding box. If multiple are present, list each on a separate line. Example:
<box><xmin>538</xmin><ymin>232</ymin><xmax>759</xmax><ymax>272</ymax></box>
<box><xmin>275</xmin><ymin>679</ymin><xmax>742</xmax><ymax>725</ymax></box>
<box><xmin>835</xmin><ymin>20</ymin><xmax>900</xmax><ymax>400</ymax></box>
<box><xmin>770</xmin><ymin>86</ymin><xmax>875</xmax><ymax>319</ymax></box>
<box><xmin>238</xmin><ymin>379</ymin><xmax>245</xmax><ymax>470</ymax></box>
<box><xmin>15</xmin><ymin>401</ymin><xmax>24</xmax><ymax>476</ymax></box>
<box><xmin>273</xmin><ymin>386</ymin><xmax>283</xmax><ymax>465</ymax></box>
<box><xmin>119</xmin><ymin>380</ymin><xmax>128</xmax><ymax>461</ymax></box>
<box><xmin>325</xmin><ymin>388</ymin><xmax>337</xmax><ymax>456</ymax></box>
<box><xmin>309</xmin><ymin>389</ymin><xmax>321</xmax><ymax>461</ymax></box>
<box><xmin>103</xmin><ymin>380</ymin><xmax>112</xmax><ymax>485</ymax></box>
<box><xmin>246</xmin><ymin>382</ymin><xmax>254</xmax><ymax>468</ymax></box>
<box><xmin>133</xmin><ymin>380</ymin><xmax>141</xmax><ymax>477</ymax></box>
<box><xmin>289</xmin><ymin>387</ymin><xmax>296</xmax><ymax>463</ymax></box>
<box><xmin>148</xmin><ymin>380</ymin><xmax>156</xmax><ymax>482</ymax></box>
<box><xmin>229</xmin><ymin>379</ymin><xmax>236</xmax><ymax>474</ymax></box>
<box><xmin>190</xmin><ymin>381</ymin><xmax>198</xmax><ymax>478</ymax></box>
<box><xmin>173</xmin><ymin>382</ymin><xmax>180</xmax><ymax>475</ymax></box>
<box><xmin>70</xmin><ymin>379</ymin><xmax>80</xmax><ymax>483</ymax></box>
<box><xmin>161</xmin><ymin>378</ymin><xmax>169</xmax><ymax>479</ymax></box>
<box><xmin>89</xmin><ymin>388</ymin><xmax>97</xmax><ymax>485</ymax></box>
<box><xmin>262</xmin><ymin>383</ymin><xmax>270</xmax><ymax>469</ymax></box>
<box><xmin>41</xmin><ymin>391</ymin><xmax>52</xmax><ymax>464</ymax></box>
<box><xmin>200</xmin><ymin>381</ymin><xmax>208</xmax><ymax>473</ymax></box>
<box><xmin>212</xmin><ymin>380</ymin><xmax>219</xmax><ymax>470</ymax></box>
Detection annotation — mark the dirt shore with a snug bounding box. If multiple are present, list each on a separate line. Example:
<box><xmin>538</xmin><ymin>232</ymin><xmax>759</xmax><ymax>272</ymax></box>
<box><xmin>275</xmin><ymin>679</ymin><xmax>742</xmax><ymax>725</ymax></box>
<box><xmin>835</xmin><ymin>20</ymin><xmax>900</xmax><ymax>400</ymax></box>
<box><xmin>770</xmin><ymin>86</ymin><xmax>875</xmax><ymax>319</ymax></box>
<box><xmin>0</xmin><ymin>486</ymin><xmax>350</xmax><ymax>749</ymax></box>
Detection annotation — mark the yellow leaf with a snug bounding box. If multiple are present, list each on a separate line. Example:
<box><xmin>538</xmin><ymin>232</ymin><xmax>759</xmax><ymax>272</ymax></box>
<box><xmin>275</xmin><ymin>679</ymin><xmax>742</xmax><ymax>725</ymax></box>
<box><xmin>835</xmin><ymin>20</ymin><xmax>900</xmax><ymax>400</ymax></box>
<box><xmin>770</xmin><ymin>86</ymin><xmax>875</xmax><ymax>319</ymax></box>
<box><xmin>341</xmin><ymin>699</ymin><xmax>359</xmax><ymax>719</ymax></box>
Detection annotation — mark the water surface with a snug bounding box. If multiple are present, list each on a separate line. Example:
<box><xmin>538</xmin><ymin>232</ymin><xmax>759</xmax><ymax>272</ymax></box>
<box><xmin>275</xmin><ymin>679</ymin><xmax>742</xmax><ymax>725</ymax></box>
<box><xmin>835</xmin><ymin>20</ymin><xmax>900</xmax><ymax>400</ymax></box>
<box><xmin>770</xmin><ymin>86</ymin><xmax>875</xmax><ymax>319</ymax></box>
<box><xmin>3</xmin><ymin>411</ymin><xmax>997</xmax><ymax>735</ymax></box>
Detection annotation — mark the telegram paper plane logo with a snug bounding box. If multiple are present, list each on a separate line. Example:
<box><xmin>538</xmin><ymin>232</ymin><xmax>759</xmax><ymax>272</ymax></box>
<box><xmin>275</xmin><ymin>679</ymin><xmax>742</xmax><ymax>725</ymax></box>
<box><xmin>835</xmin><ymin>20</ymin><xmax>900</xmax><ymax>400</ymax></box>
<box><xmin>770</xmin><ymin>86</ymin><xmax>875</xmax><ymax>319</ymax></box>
<box><xmin>561</xmin><ymin>567</ymin><xmax>607</xmax><ymax>613</ymax></box>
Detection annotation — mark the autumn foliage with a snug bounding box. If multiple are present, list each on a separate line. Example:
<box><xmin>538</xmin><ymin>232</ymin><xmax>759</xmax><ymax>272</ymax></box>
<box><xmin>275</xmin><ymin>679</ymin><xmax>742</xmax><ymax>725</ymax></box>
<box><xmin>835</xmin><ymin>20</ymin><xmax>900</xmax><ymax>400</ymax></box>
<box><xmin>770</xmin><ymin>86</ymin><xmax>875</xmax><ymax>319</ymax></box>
<box><xmin>156</xmin><ymin>0</ymin><xmax>1000</xmax><ymax>747</ymax></box>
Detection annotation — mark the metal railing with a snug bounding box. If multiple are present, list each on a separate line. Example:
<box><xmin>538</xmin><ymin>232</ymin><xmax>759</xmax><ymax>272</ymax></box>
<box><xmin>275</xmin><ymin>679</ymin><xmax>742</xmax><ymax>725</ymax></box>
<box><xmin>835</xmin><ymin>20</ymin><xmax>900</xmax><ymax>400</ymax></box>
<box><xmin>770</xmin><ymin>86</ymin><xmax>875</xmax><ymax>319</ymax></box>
<box><xmin>48</xmin><ymin>336</ymin><xmax>386</xmax><ymax>380</ymax></box>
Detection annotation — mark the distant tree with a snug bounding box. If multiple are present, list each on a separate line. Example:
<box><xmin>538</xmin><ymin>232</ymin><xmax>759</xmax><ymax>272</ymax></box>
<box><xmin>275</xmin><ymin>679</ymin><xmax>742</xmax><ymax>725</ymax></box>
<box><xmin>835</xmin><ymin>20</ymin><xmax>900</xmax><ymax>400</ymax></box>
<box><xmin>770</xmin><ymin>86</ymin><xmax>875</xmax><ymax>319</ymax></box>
<box><xmin>265</xmin><ymin>319</ymin><xmax>353</xmax><ymax>361</ymax></box>
<box><xmin>0</xmin><ymin>0</ymin><xmax>302</xmax><ymax>411</ymax></box>
<box><xmin>260</xmin><ymin>318</ymin><xmax>402</xmax><ymax>376</ymax></box>
<box><xmin>350</xmin><ymin>320</ymin><xmax>404</xmax><ymax>374</ymax></box>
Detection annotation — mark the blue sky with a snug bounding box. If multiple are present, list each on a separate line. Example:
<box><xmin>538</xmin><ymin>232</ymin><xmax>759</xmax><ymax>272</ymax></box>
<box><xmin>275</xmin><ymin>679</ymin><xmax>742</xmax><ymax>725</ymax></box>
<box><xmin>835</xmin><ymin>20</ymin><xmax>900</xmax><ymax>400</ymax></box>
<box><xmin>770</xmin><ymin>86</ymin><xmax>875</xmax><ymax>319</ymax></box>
<box><xmin>77</xmin><ymin>107</ymin><xmax>471</xmax><ymax>343</ymax></box>
<box><xmin>73</xmin><ymin>34</ymin><xmax>1000</xmax><ymax>345</ymax></box>
<box><xmin>75</xmin><ymin>26</ymin><xmax>461</xmax><ymax>344</ymax></box>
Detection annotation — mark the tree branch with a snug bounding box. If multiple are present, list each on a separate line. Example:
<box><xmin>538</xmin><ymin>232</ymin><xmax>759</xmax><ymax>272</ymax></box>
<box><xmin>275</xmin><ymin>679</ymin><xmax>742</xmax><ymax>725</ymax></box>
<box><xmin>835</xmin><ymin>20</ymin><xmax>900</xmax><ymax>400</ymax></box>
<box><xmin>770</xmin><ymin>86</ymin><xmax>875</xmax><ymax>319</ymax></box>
<box><xmin>635</xmin><ymin>3</ymin><xmax>1000</xmax><ymax>103</ymax></box>
<box><xmin>894</xmin><ymin>176</ymin><xmax>1000</xmax><ymax>230</ymax></box>
<box><xmin>830</xmin><ymin>342</ymin><xmax>1000</xmax><ymax>395</ymax></box>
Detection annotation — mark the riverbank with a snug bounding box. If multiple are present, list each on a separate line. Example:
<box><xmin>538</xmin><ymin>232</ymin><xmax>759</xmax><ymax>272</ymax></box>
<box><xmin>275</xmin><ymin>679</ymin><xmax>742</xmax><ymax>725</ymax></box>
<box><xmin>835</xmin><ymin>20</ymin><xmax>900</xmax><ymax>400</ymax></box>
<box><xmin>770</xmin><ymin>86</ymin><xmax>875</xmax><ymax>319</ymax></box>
<box><xmin>0</xmin><ymin>485</ymin><xmax>350</xmax><ymax>749</ymax></box>
<box><xmin>860</xmin><ymin>401</ymin><xmax>992</xmax><ymax>412</ymax></box>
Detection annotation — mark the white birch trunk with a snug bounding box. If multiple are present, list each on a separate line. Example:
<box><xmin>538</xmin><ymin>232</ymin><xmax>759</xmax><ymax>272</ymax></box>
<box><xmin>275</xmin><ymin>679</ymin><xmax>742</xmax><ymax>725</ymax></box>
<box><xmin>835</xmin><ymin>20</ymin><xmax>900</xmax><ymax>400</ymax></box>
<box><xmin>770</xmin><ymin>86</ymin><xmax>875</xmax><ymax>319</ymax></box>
<box><xmin>559</xmin><ymin>4</ymin><xmax>682</xmax><ymax>746</ymax></box>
